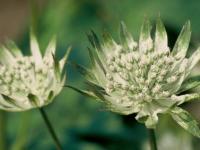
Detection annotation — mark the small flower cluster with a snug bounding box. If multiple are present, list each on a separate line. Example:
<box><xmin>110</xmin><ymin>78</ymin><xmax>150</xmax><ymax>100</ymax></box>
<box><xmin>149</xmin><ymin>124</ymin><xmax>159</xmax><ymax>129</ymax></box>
<box><xmin>82</xmin><ymin>18</ymin><xmax>200</xmax><ymax>129</ymax></box>
<box><xmin>0</xmin><ymin>56</ymin><xmax>52</xmax><ymax>95</ymax></box>
<box><xmin>0</xmin><ymin>33</ymin><xmax>70</xmax><ymax>111</ymax></box>
<box><xmin>105</xmin><ymin>45</ymin><xmax>179</xmax><ymax>103</ymax></box>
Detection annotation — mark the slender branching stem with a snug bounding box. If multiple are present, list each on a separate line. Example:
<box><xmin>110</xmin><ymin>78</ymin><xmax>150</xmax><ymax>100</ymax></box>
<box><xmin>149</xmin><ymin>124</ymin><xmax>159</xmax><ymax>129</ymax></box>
<box><xmin>39</xmin><ymin>107</ymin><xmax>63</xmax><ymax>150</ymax></box>
<box><xmin>148</xmin><ymin>129</ymin><xmax>158</xmax><ymax>150</ymax></box>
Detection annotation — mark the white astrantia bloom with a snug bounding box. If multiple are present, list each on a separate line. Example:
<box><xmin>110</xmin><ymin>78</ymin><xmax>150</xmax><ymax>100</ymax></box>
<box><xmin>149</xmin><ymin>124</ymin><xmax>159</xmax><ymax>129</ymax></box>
<box><xmin>76</xmin><ymin>18</ymin><xmax>200</xmax><ymax>136</ymax></box>
<box><xmin>0</xmin><ymin>32</ymin><xmax>71</xmax><ymax>111</ymax></box>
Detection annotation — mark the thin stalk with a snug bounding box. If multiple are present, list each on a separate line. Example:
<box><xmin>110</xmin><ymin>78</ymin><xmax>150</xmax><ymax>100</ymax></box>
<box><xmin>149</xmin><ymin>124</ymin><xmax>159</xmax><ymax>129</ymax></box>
<box><xmin>148</xmin><ymin>129</ymin><xmax>158</xmax><ymax>150</ymax></box>
<box><xmin>39</xmin><ymin>107</ymin><xmax>63</xmax><ymax>150</ymax></box>
<box><xmin>0</xmin><ymin>111</ymin><xmax>7</xmax><ymax>150</ymax></box>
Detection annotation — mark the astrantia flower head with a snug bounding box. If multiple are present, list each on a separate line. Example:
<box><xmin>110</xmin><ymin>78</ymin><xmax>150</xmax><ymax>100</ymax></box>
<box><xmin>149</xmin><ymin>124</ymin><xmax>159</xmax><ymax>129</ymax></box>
<box><xmin>0</xmin><ymin>32</ymin><xmax>70</xmax><ymax>111</ymax></box>
<box><xmin>77</xmin><ymin>18</ymin><xmax>200</xmax><ymax>136</ymax></box>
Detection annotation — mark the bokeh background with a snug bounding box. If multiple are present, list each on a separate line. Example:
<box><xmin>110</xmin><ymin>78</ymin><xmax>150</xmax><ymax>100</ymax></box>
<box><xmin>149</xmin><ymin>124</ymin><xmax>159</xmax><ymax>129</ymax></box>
<box><xmin>1</xmin><ymin>0</ymin><xmax>200</xmax><ymax>150</ymax></box>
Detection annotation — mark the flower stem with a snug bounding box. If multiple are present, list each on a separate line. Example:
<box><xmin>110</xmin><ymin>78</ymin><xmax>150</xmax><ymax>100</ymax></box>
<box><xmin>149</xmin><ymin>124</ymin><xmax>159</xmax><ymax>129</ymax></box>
<box><xmin>148</xmin><ymin>129</ymin><xmax>158</xmax><ymax>150</ymax></box>
<box><xmin>39</xmin><ymin>107</ymin><xmax>63</xmax><ymax>150</ymax></box>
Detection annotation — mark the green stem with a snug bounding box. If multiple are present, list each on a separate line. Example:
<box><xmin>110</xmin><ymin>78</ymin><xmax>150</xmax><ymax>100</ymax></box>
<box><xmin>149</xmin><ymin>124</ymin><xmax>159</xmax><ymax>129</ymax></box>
<box><xmin>39</xmin><ymin>108</ymin><xmax>63</xmax><ymax>150</ymax></box>
<box><xmin>148</xmin><ymin>129</ymin><xmax>158</xmax><ymax>150</ymax></box>
<box><xmin>0</xmin><ymin>111</ymin><xmax>7</xmax><ymax>150</ymax></box>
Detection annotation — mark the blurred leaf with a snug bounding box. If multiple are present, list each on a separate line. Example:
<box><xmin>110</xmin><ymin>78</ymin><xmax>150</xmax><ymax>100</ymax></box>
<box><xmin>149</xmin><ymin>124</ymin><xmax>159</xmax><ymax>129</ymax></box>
<box><xmin>170</xmin><ymin>107</ymin><xmax>200</xmax><ymax>137</ymax></box>
<box><xmin>178</xmin><ymin>75</ymin><xmax>200</xmax><ymax>94</ymax></box>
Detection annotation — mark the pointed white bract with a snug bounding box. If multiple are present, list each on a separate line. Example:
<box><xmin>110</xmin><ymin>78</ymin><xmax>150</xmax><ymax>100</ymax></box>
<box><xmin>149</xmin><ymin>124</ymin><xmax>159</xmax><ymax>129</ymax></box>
<box><xmin>0</xmin><ymin>34</ymin><xmax>71</xmax><ymax>111</ymax></box>
<box><xmin>84</xmin><ymin>19</ymin><xmax>200</xmax><ymax>129</ymax></box>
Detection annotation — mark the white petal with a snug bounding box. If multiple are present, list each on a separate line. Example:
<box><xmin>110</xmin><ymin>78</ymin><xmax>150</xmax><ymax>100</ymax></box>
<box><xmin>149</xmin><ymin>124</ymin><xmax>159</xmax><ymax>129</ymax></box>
<box><xmin>139</xmin><ymin>19</ymin><xmax>153</xmax><ymax>53</ymax></box>
<box><xmin>5</xmin><ymin>40</ymin><xmax>23</xmax><ymax>57</ymax></box>
<box><xmin>0</xmin><ymin>46</ymin><xmax>15</xmax><ymax>66</ymax></box>
<box><xmin>155</xmin><ymin>18</ymin><xmax>168</xmax><ymax>52</ymax></box>
<box><xmin>30</xmin><ymin>32</ymin><xmax>42</xmax><ymax>66</ymax></box>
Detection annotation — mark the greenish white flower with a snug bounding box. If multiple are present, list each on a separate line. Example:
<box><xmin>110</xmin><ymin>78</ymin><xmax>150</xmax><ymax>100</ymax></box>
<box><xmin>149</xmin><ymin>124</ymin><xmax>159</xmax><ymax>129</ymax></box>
<box><xmin>76</xmin><ymin>18</ymin><xmax>200</xmax><ymax>136</ymax></box>
<box><xmin>0</xmin><ymin>32</ymin><xmax>71</xmax><ymax>111</ymax></box>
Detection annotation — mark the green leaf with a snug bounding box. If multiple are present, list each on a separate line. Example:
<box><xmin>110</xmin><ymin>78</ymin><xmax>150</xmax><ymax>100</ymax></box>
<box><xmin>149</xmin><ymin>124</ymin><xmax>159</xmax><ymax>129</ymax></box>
<box><xmin>172</xmin><ymin>21</ymin><xmax>191</xmax><ymax>59</ymax></box>
<box><xmin>170</xmin><ymin>107</ymin><xmax>200</xmax><ymax>137</ymax></box>
<box><xmin>178</xmin><ymin>75</ymin><xmax>200</xmax><ymax>94</ymax></box>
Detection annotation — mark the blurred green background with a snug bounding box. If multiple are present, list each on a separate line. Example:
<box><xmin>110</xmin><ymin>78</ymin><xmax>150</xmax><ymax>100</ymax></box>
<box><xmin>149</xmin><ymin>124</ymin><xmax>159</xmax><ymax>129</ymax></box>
<box><xmin>1</xmin><ymin>0</ymin><xmax>200</xmax><ymax>149</ymax></box>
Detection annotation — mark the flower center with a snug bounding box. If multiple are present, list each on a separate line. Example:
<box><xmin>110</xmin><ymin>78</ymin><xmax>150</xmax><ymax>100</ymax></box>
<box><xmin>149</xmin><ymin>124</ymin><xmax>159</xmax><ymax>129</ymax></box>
<box><xmin>0</xmin><ymin>57</ymin><xmax>54</xmax><ymax>100</ymax></box>
<box><xmin>105</xmin><ymin>45</ymin><xmax>182</xmax><ymax>102</ymax></box>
